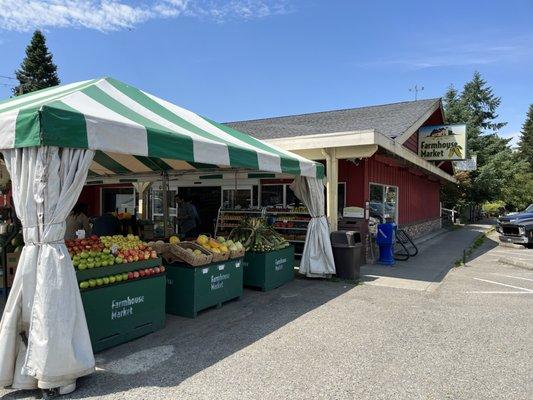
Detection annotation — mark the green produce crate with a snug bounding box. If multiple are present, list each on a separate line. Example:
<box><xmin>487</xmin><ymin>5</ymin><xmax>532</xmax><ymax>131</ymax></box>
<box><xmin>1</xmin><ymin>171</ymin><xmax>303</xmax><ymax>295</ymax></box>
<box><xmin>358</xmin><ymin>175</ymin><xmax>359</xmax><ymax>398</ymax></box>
<box><xmin>81</xmin><ymin>274</ymin><xmax>166</xmax><ymax>352</ymax></box>
<box><xmin>243</xmin><ymin>246</ymin><xmax>295</xmax><ymax>291</ymax></box>
<box><xmin>165</xmin><ymin>258</ymin><xmax>243</xmax><ymax>318</ymax></box>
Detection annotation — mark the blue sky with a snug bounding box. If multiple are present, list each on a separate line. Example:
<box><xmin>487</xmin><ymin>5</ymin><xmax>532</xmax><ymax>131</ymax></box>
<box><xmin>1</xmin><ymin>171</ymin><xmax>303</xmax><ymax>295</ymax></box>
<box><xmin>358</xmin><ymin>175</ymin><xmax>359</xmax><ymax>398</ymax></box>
<box><xmin>1</xmin><ymin>0</ymin><xmax>532</xmax><ymax>146</ymax></box>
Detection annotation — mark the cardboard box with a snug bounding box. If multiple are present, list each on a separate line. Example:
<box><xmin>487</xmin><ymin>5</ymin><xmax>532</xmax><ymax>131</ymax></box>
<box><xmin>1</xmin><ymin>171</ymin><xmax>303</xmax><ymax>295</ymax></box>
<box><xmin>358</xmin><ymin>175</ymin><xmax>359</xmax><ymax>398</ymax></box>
<box><xmin>6</xmin><ymin>252</ymin><xmax>20</xmax><ymax>288</ymax></box>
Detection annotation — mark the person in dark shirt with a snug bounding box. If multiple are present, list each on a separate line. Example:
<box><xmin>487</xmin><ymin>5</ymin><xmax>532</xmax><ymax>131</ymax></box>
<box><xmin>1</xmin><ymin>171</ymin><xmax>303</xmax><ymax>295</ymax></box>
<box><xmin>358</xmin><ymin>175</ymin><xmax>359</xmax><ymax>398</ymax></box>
<box><xmin>91</xmin><ymin>212</ymin><xmax>121</xmax><ymax>236</ymax></box>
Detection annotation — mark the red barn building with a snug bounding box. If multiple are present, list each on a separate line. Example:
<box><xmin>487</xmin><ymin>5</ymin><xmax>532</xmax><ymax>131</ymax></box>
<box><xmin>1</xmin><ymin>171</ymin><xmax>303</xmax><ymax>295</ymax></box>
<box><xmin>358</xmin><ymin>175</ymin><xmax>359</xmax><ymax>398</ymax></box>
<box><xmin>226</xmin><ymin>98</ymin><xmax>455</xmax><ymax>239</ymax></box>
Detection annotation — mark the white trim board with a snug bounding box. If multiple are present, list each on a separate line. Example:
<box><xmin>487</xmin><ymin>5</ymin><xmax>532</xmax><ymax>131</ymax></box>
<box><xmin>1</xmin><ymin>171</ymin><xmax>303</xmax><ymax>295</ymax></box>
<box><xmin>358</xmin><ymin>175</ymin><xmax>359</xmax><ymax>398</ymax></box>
<box><xmin>264</xmin><ymin>130</ymin><xmax>456</xmax><ymax>183</ymax></box>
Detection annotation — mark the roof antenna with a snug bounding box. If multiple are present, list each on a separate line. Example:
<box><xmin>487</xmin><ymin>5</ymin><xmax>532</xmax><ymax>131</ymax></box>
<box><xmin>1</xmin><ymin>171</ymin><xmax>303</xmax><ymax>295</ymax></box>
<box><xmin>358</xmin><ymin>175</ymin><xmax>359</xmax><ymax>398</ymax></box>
<box><xmin>409</xmin><ymin>85</ymin><xmax>424</xmax><ymax>101</ymax></box>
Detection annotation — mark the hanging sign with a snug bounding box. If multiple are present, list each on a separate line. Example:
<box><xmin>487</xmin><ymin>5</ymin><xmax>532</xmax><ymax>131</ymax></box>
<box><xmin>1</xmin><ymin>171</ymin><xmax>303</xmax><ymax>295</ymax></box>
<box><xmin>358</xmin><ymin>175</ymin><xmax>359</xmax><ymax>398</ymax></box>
<box><xmin>418</xmin><ymin>124</ymin><xmax>467</xmax><ymax>161</ymax></box>
<box><xmin>453</xmin><ymin>155</ymin><xmax>477</xmax><ymax>172</ymax></box>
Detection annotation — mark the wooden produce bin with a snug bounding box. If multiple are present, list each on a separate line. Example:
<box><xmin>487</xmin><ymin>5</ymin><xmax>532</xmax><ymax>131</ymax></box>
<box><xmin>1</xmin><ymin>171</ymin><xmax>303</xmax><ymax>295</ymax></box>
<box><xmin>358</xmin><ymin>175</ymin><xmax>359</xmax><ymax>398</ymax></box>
<box><xmin>165</xmin><ymin>257</ymin><xmax>243</xmax><ymax>318</ymax></box>
<box><xmin>243</xmin><ymin>245</ymin><xmax>295</xmax><ymax>291</ymax></box>
<box><xmin>78</xmin><ymin>258</ymin><xmax>166</xmax><ymax>353</ymax></box>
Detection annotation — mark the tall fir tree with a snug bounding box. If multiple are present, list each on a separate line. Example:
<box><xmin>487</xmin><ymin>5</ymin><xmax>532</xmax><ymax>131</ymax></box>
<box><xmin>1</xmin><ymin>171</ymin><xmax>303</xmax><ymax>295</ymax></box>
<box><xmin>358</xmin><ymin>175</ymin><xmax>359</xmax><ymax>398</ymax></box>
<box><xmin>442</xmin><ymin>71</ymin><xmax>519</xmax><ymax>208</ymax></box>
<box><xmin>13</xmin><ymin>30</ymin><xmax>60</xmax><ymax>96</ymax></box>
<box><xmin>517</xmin><ymin>104</ymin><xmax>533</xmax><ymax>172</ymax></box>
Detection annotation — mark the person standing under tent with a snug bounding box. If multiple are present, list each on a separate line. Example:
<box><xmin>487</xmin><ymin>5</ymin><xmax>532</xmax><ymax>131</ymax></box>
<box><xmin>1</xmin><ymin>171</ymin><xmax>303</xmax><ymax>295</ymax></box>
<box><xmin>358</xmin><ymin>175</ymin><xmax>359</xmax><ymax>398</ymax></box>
<box><xmin>175</xmin><ymin>194</ymin><xmax>199</xmax><ymax>238</ymax></box>
<box><xmin>65</xmin><ymin>203</ymin><xmax>91</xmax><ymax>239</ymax></box>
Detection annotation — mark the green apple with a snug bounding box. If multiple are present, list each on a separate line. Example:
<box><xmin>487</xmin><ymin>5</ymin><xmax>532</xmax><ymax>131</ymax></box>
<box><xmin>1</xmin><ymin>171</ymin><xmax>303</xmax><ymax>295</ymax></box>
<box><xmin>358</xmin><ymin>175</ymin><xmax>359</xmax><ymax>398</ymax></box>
<box><xmin>103</xmin><ymin>248</ymin><xmax>111</xmax><ymax>254</ymax></box>
<box><xmin>78</xmin><ymin>261</ymin><xmax>87</xmax><ymax>270</ymax></box>
<box><xmin>96</xmin><ymin>278</ymin><xmax>103</xmax><ymax>286</ymax></box>
<box><xmin>101</xmin><ymin>260</ymin><xmax>108</xmax><ymax>267</ymax></box>
<box><xmin>72</xmin><ymin>258</ymin><xmax>80</xmax><ymax>267</ymax></box>
<box><xmin>87</xmin><ymin>262</ymin><xmax>95</xmax><ymax>269</ymax></box>
<box><xmin>115</xmin><ymin>274</ymin><xmax>123</xmax><ymax>282</ymax></box>
<box><xmin>80</xmin><ymin>251</ymin><xmax>89</xmax><ymax>259</ymax></box>
<box><xmin>88</xmin><ymin>279</ymin><xmax>97</xmax><ymax>288</ymax></box>
<box><xmin>115</xmin><ymin>256</ymin><xmax>123</xmax><ymax>264</ymax></box>
<box><xmin>121</xmin><ymin>273</ymin><xmax>128</xmax><ymax>281</ymax></box>
<box><xmin>79</xmin><ymin>281</ymin><xmax>89</xmax><ymax>289</ymax></box>
<box><xmin>109</xmin><ymin>275</ymin><xmax>116</xmax><ymax>284</ymax></box>
<box><xmin>103</xmin><ymin>277</ymin><xmax>110</xmax><ymax>285</ymax></box>
<box><xmin>94</xmin><ymin>260</ymin><xmax>102</xmax><ymax>268</ymax></box>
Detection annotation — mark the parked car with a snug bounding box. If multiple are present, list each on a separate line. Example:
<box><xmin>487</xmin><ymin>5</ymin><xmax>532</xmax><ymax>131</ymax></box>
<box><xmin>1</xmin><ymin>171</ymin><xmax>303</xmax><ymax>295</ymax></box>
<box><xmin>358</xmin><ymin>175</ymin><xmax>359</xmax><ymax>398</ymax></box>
<box><xmin>497</xmin><ymin>204</ymin><xmax>533</xmax><ymax>247</ymax></box>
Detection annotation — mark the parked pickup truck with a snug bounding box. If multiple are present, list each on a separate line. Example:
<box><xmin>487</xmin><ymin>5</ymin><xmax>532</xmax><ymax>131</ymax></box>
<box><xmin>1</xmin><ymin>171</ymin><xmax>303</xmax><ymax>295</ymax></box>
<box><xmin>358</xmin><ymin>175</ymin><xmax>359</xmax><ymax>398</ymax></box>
<box><xmin>497</xmin><ymin>204</ymin><xmax>533</xmax><ymax>247</ymax></box>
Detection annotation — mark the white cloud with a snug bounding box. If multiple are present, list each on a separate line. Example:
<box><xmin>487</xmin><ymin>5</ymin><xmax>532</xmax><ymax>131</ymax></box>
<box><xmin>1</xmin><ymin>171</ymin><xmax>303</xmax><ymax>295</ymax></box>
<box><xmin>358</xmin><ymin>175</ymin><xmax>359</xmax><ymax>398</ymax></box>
<box><xmin>0</xmin><ymin>0</ymin><xmax>291</xmax><ymax>32</ymax></box>
<box><xmin>353</xmin><ymin>37</ymin><xmax>531</xmax><ymax>70</ymax></box>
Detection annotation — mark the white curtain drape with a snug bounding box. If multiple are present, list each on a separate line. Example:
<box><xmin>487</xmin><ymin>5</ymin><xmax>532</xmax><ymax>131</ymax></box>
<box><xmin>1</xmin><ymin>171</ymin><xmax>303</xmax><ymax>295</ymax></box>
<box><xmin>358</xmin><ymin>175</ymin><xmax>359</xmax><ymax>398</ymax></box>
<box><xmin>0</xmin><ymin>146</ymin><xmax>95</xmax><ymax>389</ymax></box>
<box><xmin>290</xmin><ymin>176</ymin><xmax>335</xmax><ymax>277</ymax></box>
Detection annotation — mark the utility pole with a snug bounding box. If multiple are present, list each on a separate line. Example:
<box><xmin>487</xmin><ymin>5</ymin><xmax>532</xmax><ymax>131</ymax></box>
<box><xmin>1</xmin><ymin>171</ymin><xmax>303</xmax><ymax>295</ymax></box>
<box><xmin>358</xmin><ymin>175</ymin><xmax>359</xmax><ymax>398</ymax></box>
<box><xmin>409</xmin><ymin>85</ymin><xmax>424</xmax><ymax>101</ymax></box>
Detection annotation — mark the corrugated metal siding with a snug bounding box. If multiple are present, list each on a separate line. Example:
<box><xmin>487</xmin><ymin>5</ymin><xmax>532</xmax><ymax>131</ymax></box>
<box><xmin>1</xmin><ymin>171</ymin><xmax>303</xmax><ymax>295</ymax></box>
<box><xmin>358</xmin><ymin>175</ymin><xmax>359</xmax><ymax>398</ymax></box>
<box><xmin>366</xmin><ymin>157</ymin><xmax>440</xmax><ymax>225</ymax></box>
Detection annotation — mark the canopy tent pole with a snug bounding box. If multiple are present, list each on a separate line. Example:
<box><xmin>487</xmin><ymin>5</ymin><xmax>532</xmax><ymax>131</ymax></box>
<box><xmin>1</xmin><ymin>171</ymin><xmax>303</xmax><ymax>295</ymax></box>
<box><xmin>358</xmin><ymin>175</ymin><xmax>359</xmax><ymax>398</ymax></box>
<box><xmin>322</xmin><ymin>148</ymin><xmax>339</xmax><ymax>232</ymax></box>
<box><xmin>162</xmin><ymin>172</ymin><xmax>169</xmax><ymax>237</ymax></box>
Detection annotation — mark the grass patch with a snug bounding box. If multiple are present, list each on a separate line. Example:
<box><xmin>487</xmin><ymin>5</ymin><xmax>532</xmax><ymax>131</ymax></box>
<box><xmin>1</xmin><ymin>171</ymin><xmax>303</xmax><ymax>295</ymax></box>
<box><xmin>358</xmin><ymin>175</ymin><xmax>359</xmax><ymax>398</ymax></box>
<box><xmin>453</xmin><ymin>230</ymin><xmax>490</xmax><ymax>267</ymax></box>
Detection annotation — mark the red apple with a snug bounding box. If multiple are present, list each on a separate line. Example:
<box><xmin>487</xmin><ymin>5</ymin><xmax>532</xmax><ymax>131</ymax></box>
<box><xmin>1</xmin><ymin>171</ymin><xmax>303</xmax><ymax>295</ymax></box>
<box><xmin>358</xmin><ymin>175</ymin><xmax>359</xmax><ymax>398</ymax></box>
<box><xmin>127</xmin><ymin>272</ymin><xmax>134</xmax><ymax>280</ymax></box>
<box><xmin>144</xmin><ymin>268</ymin><xmax>151</xmax><ymax>276</ymax></box>
<box><xmin>133</xmin><ymin>271</ymin><xmax>140</xmax><ymax>279</ymax></box>
<box><xmin>160</xmin><ymin>266</ymin><xmax>165</xmax><ymax>273</ymax></box>
<box><xmin>127</xmin><ymin>255</ymin><xmax>134</xmax><ymax>263</ymax></box>
<box><xmin>154</xmin><ymin>267</ymin><xmax>160</xmax><ymax>274</ymax></box>
<box><xmin>149</xmin><ymin>268</ymin><xmax>155</xmax><ymax>275</ymax></box>
<box><xmin>133</xmin><ymin>255</ymin><xmax>139</xmax><ymax>262</ymax></box>
<box><xmin>150</xmin><ymin>250</ymin><xmax>157</xmax><ymax>259</ymax></box>
<box><xmin>139</xmin><ymin>269</ymin><xmax>146</xmax><ymax>277</ymax></box>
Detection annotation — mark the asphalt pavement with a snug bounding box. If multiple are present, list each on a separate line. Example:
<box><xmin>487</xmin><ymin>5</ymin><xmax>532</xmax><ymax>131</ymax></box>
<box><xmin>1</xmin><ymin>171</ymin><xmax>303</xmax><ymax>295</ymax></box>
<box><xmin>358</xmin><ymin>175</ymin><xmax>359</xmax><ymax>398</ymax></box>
<box><xmin>1</xmin><ymin>224</ymin><xmax>532</xmax><ymax>400</ymax></box>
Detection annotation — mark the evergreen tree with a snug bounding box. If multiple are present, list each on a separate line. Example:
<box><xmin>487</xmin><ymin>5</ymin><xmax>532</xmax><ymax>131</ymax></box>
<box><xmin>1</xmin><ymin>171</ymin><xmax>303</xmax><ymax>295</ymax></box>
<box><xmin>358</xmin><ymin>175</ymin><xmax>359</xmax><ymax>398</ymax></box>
<box><xmin>13</xmin><ymin>30</ymin><xmax>60</xmax><ymax>96</ymax></box>
<box><xmin>517</xmin><ymin>104</ymin><xmax>533</xmax><ymax>172</ymax></box>
<box><xmin>442</xmin><ymin>72</ymin><xmax>515</xmax><ymax>209</ymax></box>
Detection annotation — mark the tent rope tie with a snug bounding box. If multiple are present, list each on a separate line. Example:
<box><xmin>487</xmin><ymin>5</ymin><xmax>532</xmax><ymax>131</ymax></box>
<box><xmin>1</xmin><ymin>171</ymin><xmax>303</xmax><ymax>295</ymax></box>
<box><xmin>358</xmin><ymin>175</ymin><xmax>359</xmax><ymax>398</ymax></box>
<box><xmin>22</xmin><ymin>222</ymin><xmax>66</xmax><ymax>245</ymax></box>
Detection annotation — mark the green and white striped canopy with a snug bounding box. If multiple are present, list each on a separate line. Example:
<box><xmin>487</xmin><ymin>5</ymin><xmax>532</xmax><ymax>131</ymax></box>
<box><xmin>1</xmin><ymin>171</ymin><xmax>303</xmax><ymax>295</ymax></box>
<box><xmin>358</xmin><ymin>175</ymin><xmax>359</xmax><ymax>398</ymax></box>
<box><xmin>0</xmin><ymin>78</ymin><xmax>324</xmax><ymax>179</ymax></box>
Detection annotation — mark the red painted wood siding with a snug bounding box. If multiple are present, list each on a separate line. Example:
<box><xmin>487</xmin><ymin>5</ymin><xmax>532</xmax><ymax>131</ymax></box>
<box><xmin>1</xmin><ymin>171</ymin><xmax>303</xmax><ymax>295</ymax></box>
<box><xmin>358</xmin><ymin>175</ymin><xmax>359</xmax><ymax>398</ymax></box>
<box><xmin>366</xmin><ymin>156</ymin><xmax>440</xmax><ymax>225</ymax></box>
<box><xmin>339</xmin><ymin>159</ymin><xmax>365</xmax><ymax>207</ymax></box>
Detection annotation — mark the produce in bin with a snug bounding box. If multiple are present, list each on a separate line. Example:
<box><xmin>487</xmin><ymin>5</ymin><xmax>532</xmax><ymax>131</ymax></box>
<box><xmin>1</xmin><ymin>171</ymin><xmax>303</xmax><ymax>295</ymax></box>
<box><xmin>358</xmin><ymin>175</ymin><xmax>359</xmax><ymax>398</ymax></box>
<box><xmin>163</xmin><ymin>241</ymin><xmax>213</xmax><ymax>266</ymax></box>
<box><xmin>196</xmin><ymin>234</ymin><xmax>245</xmax><ymax>260</ymax></box>
<box><xmin>78</xmin><ymin>265</ymin><xmax>165</xmax><ymax>289</ymax></box>
<box><xmin>66</xmin><ymin>234</ymin><xmax>158</xmax><ymax>271</ymax></box>
<box><xmin>229</xmin><ymin>218</ymin><xmax>290</xmax><ymax>252</ymax></box>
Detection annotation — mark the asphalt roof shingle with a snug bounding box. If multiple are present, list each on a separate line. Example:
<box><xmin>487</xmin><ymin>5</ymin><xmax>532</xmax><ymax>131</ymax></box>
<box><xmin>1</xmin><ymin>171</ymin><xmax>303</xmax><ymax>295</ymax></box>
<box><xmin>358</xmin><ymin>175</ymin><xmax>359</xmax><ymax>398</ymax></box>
<box><xmin>225</xmin><ymin>98</ymin><xmax>441</xmax><ymax>140</ymax></box>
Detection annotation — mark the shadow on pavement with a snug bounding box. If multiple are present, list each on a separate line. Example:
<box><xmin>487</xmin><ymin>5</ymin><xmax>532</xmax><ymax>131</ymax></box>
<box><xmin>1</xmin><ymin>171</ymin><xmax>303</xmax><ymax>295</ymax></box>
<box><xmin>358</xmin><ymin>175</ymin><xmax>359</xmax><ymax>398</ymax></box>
<box><xmin>1</xmin><ymin>278</ymin><xmax>354</xmax><ymax>399</ymax></box>
<box><xmin>361</xmin><ymin>223</ymin><xmax>495</xmax><ymax>289</ymax></box>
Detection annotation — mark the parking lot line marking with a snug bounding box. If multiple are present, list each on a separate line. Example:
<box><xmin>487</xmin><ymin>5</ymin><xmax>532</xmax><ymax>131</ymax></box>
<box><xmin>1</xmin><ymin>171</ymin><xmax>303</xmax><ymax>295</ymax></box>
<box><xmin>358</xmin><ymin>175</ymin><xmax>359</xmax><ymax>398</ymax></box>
<box><xmin>492</xmin><ymin>273</ymin><xmax>533</xmax><ymax>282</ymax></box>
<box><xmin>472</xmin><ymin>278</ymin><xmax>533</xmax><ymax>293</ymax></box>
<box><xmin>467</xmin><ymin>291</ymin><xmax>533</xmax><ymax>294</ymax></box>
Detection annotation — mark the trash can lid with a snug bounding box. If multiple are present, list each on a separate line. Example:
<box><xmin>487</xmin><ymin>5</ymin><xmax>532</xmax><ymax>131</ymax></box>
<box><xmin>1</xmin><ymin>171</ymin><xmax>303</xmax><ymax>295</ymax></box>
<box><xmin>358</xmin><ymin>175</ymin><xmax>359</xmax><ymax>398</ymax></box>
<box><xmin>330</xmin><ymin>230</ymin><xmax>361</xmax><ymax>245</ymax></box>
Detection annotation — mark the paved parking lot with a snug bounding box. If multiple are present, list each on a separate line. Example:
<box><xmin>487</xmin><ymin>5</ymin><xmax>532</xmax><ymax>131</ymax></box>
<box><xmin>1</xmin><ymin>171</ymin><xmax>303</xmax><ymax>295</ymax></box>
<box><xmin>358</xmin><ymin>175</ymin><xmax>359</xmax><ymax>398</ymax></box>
<box><xmin>1</xmin><ymin>226</ymin><xmax>531</xmax><ymax>400</ymax></box>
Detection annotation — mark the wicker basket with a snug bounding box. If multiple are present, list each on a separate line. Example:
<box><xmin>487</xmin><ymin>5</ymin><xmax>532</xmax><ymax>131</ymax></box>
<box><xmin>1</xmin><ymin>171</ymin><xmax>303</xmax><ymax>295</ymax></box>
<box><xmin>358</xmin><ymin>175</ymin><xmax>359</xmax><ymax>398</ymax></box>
<box><xmin>229</xmin><ymin>248</ymin><xmax>245</xmax><ymax>259</ymax></box>
<box><xmin>164</xmin><ymin>242</ymin><xmax>212</xmax><ymax>266</ymax></box>
<box><xmin>208</xmin><ymin>249</ymin><xmax>230</xmax><ymax>262</ymax></box>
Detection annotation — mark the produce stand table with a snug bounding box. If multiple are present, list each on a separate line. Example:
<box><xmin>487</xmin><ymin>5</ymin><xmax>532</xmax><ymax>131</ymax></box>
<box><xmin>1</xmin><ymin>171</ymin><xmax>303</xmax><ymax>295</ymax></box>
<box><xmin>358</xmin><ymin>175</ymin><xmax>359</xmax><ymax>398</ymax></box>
<box><xmin>77</xmin><ymin>258</ymin><xmax>166</xmax><ymax>353</ymax></box>
<box><xmin>165</xmin><ymin>257</ymin><xmax>243</xmax><ymax>318</ymax></box>
<box><xmin>243</xmin><ymin>245</ymin><xmax>295</xmax><ymax>291</ymax></box>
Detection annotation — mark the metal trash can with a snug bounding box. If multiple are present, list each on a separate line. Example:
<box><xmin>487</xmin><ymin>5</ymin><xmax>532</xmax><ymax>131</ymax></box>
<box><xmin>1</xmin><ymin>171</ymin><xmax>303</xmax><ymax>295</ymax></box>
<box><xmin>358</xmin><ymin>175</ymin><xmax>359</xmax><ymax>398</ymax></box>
<box><xmin>330</xmin><ymin>230</ymin><xmax>363</xmax><ymax>280</ymax></box>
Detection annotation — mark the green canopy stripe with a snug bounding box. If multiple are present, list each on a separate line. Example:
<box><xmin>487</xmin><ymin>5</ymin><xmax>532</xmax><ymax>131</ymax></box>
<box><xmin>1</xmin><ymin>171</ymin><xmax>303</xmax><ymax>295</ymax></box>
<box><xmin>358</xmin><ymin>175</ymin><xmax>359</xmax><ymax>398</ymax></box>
<box><xmin>134</xmin><ymin>156</ymin><xmax>172</xmax><ymax>171</ymax></box>
<box><xmin>105</xmin><ymin>78</ymin><xmax>261</xmax><ymax>169</ymax></box>
<box><xmin>14</xmin><ymin>107</ymin><xmax>41</xmax><ymax>148</ymax></box>
<box><xmin>0</xmin><ymin>79</ymin><xmax>98</xmax><ymax>115</ymax></box>
<box><xmin>0</xmin><ymin>77</ymin><xmax>322</xmax><ymax>179</ymax></box>
<box><xmin>93</xmin><ymin>151</ymin><xmax>133</xmax><ymax>174</ymax></box>
<box><xmin>40</xmin><ymin>101</ymin><xmax>89</xmax><ymax>149</ymax></box>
